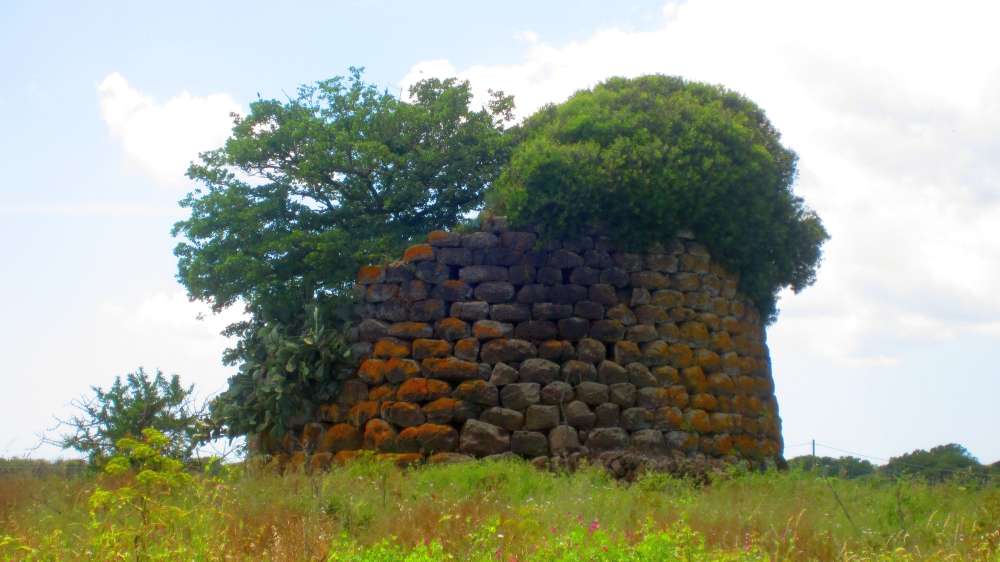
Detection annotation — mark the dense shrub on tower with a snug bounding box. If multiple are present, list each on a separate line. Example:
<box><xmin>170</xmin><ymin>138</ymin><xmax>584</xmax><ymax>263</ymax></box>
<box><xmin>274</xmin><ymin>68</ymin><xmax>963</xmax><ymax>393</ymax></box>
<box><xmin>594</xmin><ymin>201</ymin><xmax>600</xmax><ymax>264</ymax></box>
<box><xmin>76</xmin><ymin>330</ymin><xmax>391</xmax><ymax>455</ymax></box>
<box><xmin>489</xmin><ymin>75</ymin><xmax>828</xmax><ymax>320</ymax></box>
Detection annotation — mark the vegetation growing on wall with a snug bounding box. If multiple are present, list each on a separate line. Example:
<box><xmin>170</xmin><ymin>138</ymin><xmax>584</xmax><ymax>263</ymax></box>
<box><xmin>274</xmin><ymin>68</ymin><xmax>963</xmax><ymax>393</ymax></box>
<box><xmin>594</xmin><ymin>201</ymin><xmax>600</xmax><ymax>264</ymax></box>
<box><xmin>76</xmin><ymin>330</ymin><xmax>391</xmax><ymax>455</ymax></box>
<box><xmin>489</xmin><ymin>75</ymin><xmax>828</xmax><ymax>321</ymax></box>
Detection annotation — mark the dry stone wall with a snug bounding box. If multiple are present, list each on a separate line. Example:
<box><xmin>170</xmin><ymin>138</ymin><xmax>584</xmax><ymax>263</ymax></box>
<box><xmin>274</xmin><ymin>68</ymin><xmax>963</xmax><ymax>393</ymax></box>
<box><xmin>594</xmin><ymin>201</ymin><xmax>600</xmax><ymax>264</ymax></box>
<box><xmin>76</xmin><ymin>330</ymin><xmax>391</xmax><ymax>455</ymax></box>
<box><xmin>267</xmin><ymin>220</ymin><xmax>783</xmax><ymax>472</ymax></box>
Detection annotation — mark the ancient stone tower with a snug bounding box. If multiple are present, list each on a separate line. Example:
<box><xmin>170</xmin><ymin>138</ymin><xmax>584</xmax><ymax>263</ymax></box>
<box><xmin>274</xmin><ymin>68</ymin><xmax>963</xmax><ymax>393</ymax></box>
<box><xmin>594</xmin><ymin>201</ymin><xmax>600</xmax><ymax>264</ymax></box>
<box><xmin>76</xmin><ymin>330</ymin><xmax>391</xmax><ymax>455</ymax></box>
<box><xmin>268</xmin><ymin>218</ymin><xmax>783</xmax><ymax>471</ymax></box>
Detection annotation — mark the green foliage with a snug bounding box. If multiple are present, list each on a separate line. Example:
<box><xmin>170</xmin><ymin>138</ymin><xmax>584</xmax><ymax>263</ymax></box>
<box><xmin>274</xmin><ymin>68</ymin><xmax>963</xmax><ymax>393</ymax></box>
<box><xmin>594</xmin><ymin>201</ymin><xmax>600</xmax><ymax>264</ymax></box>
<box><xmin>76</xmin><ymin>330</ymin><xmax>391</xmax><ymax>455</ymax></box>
<box><xmin>56</xmin><ymin>368</ymin><xmax>203</xmax><ymax>466</ymax></box>
<box><xmin>87</xmin><ymin>428</ymin><xmax>197</xmax><ymax>560</ymax></box>
<box><xmin>787</xmin><ymin>455</ymin><xmax>877</xmax><ymax>479</ymax></box>
<box><xmin>173</xmin><ymin>68</ymin><xmax>514</xmax><ymax>436</ymax></box>
<box><xmin>882</xmin><ymin>443</ymin><xmax>986</xmax><ymax>483</ymax></box>
<box><xmin>207</xmin><ymin>305</ymin><xmax>355</xmax><ymax>439</ymax></box>
<box><xmin>490</xmin><ymin>75</ymin><xmax>828</xmax><ymax>321</ymax></box>
<box><xmin>172</xmin><ymin>67</ymin><xmax>513</xmax><ymax>333</ymax></box>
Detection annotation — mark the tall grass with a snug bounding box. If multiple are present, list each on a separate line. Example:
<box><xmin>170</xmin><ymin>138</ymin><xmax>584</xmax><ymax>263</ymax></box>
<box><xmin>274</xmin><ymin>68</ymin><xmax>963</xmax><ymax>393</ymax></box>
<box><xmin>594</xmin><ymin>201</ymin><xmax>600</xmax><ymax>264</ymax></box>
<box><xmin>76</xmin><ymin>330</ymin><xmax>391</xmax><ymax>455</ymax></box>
<box><xmin>1</xmin><ymin>456</ymin><xmax>998</xmax><ymax>560</ymax></box>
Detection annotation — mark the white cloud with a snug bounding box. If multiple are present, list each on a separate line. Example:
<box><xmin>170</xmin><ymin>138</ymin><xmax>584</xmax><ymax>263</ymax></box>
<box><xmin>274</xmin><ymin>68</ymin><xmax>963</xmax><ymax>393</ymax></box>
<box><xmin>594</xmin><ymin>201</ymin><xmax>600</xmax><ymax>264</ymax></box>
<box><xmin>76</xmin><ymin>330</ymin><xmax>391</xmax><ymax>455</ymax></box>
<box><xmin>401</xmin><ymin>0</ymin><xmax>1000</xmax><ymax>367</ymax></box>
<box><xmin>95</xmin><ymin>290</ymin><xmax>246</xmax><ymax>399</ymax></box>
<box><xmin>98</xmin><ymin>72</ymin><xmax>241</xmax><ymax>187</ymax></box>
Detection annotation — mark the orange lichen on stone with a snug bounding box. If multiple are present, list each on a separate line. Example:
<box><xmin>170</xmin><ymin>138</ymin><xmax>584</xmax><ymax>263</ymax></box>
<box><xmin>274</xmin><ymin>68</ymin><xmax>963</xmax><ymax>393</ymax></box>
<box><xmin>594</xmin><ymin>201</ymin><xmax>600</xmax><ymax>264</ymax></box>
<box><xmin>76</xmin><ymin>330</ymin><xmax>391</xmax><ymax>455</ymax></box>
<box><xmin>421</xmin><ymin>357</ymin><xmax>479</xmax><ymax>379</ymax></box>
<box><xmin>712</xmin><ymin>434</ymin><xmax>734</xmax><ymax>455</ymax></box>
<box><xmin>317</xmin><ymin>423</ymin><xmax>362</xmax><ymax>453</ymax></box>
<box><xmin>734</xmin><ymin>434</ymin><xmax>758</xmax><ymax>456</ymax></box>
<box><xmin>412</xmin><ymin>338</ymin><xmax>451</xmax><ymax>359</ymax></box>
<box><xmin>396</xmin><ymin>423</ymin><xmax>459</xmax><ymax>453</ymax></box>
<box><xmin>385</xmin><ymin>357</ymin><xmax>421</xmax><ymax>382</ymax></box>
<box><xmin>691</xmin><ymin>393</ymin><xmax>718</xmax><ymax>411</ymax></box>
<box><xmin>710</xmin><ymin>413</ymin><xmax>738</xmax><ymax>433</ymax></box>
<box><xmin>680</xmin><ymin>321</ymin><xmax>710</xmax><ymax>346</ymax></box>
<box><xmin>652</xmin><ymin>366</ymin><xmax>680</xmax><ymax>386</ymax></box>
<box><xmin>309</xmin><ymin>452</ymin><xmax>333</xmax><ymax>472</ymax></box>
<box><xmin>374</xmin><ymin>337</ymin><xmax>411</xmax><ymax>358</ymax></box>
<box><xmin>368</xmin><ymin>384</ymin><xmax>396</xmax><ymax>402</ymax></box>
<box><xmin>397</xmin><ymin>377</ymin><xmax>451</xmax><ymax>402</ymax></box>
<box><xmin>668</xmin><ymin>343</ymin><xmax>694</xmax><ymax>368</ymax></box>
<box><xmin>667</xmin><ymin>385</ymin><xmax>689</xmax><ymax>408</ymax></box>
<box><xmin>403</xmin><ymin>243</ymin><xmax>435</xmax><ymax>263</ymax></box>
<box><xmin>741</xmin><ymin>415</ymin><xmax>760</xmax><ymax>435</ymax></box>
<box><xmin>735</xmin><ymin>376</ymin><xmax>755</xmax><ymax>394</ymax></box>
<box><xmin>685</xmin><ymin>409</ymin><xmax>712</xmax><ymax>434</ymax></box>
<box><xmin>711</xmin><ymin>331</ymin><xmax>734</xmax><ymax>353</ymax></box>
<box><xmin>357</xmin><ymin>359</ymin><xmax>388</xmax><ymax>385</ymax></box>
<box><xmin>422</xmin><ymin>397</ymin><xmax>458</xmax><ymax>424</ymax></box>
<box><xmin>707</xmin><ymin>373</ymin><xmax>735</xmax><ymax>395</ymax></box>
<box><xmin>454</xmin><ymin>338</ymin><xmax>480</xmax><ymax>361</ymax></box>
<box><xmin>682</xmin><ymin>366</ymin><xmax>708</xmax><ymax>393</ymax></box>
<box><xmin>280</xmin><ymin>432</ymin><xmax>299</xmax><ymax>452</ymax></box>
<box><xmin>435</xmin><ymin>317</ymin><xmax>470</xmax><ymax>341</ymax></box>
<box><xmin>348</xmin><ymin>401</ymin><xmax>379</xmax><ymax>426</ymax></box>
<box><xmin>357</xmin><ymin>265</ymin><xmax>385</xmax><ymax>285</ymax></box>
<box><xmin>473</xmin><ymin>321</ymin><xmax>508</xmax><ymax>340</ymax></box>
<box><xmin>388</xmin><ymin>322</ymin><xmax>433</xmax><ymax>340</ymax></box>
<box><xmin>363</xmin><ymin>418</ymin><xmax>397</xmax><ymax>452</ymax></box>
<box><xmin>696</xmin><ymin>349</ymin><xmax>721</xmax><ymax>373</ymax></box>
<box><xmin>655</xmin><ymin>406</ymin><xmax>683</xmax><ymax>429</ymax></box>
<box><xmin>427</xmin><ymin>230</ymin><xmax>456</xmax><ymax>245</ymax></box>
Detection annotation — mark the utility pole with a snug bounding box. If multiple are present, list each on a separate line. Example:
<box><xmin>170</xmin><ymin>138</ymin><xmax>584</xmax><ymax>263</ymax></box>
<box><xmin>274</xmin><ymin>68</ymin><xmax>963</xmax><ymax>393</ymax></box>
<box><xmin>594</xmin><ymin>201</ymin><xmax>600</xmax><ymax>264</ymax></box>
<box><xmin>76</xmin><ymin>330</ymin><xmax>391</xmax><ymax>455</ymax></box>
<box><xmin>812</xmin><ymin>439</ymin><xmax>816</xmax><ymax>457</ymax></box>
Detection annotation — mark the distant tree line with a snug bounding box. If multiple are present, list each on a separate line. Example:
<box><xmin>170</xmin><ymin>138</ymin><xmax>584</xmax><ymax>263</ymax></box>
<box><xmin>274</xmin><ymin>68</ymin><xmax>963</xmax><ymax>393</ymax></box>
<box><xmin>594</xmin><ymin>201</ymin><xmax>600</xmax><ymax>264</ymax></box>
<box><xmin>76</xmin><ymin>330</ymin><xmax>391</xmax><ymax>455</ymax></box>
<box><xmin>789</xmin><ymin>444</ymin><xmax>999</xmax><ymax>484</ymax></box>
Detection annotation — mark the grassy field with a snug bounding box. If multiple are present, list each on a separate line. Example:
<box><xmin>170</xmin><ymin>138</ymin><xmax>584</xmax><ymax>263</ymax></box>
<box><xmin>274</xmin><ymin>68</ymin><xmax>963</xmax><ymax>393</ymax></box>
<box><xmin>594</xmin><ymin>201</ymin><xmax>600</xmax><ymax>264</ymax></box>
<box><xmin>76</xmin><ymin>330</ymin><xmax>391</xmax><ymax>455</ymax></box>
<box><xmin>1</xmin><ymin>455</ymin><xmax>998</xmax><ymax>561</ymax></box>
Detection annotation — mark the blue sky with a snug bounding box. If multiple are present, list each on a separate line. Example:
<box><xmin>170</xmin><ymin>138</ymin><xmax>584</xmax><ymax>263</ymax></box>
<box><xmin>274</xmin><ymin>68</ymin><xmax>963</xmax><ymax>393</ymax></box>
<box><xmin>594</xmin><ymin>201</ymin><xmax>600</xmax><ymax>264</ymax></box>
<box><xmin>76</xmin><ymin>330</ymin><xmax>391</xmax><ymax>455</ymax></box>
<box><xmin>2</xmin><ymin>0</ymin><xmax>998</xmax><ymax>464</ymax></box>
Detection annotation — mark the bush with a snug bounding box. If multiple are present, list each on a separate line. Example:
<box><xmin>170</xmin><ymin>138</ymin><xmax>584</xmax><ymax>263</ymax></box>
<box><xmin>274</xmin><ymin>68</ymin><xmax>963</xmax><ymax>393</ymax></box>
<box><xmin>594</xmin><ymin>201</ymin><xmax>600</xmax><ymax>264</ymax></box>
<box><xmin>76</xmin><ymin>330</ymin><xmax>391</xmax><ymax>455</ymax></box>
<box><xmin>490</xmin><ymin>75</ymin><xmax>828</xmax><ymax>320</ymax></box>
<box><xmin>56</xmin><ymin>368</ymin><xmax>204</xmax><ymax>466</ymax></box>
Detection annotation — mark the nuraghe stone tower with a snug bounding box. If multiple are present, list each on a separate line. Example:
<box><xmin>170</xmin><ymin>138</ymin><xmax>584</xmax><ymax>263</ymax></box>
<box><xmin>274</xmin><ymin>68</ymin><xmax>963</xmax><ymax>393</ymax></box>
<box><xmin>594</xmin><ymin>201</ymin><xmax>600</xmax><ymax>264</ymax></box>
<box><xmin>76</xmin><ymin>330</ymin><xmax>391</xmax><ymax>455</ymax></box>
<box><xmin>263</xmin><ymin>218</ymin><xmax>782</xmax><ymax>472</ymax></box>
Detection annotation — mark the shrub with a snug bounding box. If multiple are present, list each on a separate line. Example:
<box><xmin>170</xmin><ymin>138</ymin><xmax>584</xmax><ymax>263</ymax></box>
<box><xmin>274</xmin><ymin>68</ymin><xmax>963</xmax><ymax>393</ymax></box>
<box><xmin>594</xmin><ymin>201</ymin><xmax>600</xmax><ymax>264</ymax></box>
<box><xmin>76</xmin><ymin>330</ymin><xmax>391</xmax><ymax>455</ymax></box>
<box><xmin>490</xmin><ymin>75</ymin><xmax>828</xmax><ymax>320</ymax></box>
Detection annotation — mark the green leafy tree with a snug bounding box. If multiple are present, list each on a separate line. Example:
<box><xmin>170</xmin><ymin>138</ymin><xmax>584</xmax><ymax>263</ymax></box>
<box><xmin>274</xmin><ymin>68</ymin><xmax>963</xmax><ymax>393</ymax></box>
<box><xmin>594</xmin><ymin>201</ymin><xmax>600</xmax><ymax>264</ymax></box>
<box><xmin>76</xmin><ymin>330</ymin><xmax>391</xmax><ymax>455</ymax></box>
<box><xmin>173</xmin><ymin>68</ymin><xmax>514</xmax><ymax>437</ymax></box>
<box><xmin>788</xmin><ymin>455</ymin><xmax>876</xmax><ymax>479</ymax></box>
<box><xmin>490</xmin><ymin>75</ymin><xmax>828</xmax><ymax>321</ymax></box>
<box><xmin>881</xmin><ymin>443</ymin><xmax>983</xmax><ymax>483</ymax></box>
<box><xmin>57</xmin><ymin>368</ymin><xmax>203</xmax><ymax>465</ymax></box>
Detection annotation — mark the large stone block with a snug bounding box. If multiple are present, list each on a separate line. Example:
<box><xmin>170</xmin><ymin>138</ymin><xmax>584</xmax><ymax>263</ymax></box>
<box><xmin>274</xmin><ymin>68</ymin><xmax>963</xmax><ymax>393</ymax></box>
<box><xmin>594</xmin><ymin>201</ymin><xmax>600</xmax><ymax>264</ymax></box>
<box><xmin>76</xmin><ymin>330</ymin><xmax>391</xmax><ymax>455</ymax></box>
<box><xmin>459</xmin><ymin>419</ymin><xmax>509</xmax><ymax>456</ymax></box>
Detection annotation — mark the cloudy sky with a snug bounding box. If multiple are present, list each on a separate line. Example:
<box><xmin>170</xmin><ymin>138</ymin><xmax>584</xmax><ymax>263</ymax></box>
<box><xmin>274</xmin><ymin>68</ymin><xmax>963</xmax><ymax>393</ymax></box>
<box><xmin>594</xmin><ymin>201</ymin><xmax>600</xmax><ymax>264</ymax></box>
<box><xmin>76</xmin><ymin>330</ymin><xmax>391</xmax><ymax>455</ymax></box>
<box><xmin>2</xmin><ymin>0</ymin><xmax>997</xmax><ymax>464</ymax></box>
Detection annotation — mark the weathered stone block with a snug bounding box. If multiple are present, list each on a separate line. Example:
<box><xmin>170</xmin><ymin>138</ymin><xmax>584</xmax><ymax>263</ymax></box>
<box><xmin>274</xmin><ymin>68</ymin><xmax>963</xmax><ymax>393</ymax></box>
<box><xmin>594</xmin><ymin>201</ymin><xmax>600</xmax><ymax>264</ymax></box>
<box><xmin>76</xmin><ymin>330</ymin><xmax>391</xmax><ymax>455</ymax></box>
<box><xmin>574</xmin><ymin>300</ymin><xmax>605</xmax><ymax>320</ymax></box>
<box><xmin>516</xmin><ymin>284</ymin><xmax>549</xmax><ymax>304</ymax></box>
<box><xmin>515</xmin><ymin>320</ymin><xmax>558</xmax><ymax>340</ymax></box>
<box><xmin>382</xmin><ymin>401</ymin><xmax>426</xmax><ymax>427</ymax></box>
<box><xmin>421</xmin><ymin>357</ymin><xmax>481</xmax><ymax>381</ymax></box>
<box><xmin>588</xmin><ymin>284</ymin><xmax>618</xmax><ymax>305</ymax></box>
<box><xmin>459</xmin><ymin>419</ymin><xmax>509</xmax><ymax>456</ymax></box>
<box><xmin>373</xmin><ymin>337</ymin><xmax>410</xmax><ymax>359</ymax></box>
<box><xmin>508</xmin><ymin>264</ymin><xmax>536</xmax><ymax>285</ymax></box>
<box><xmin>549</xmin><ymin>425</ymin><xmax>582</xmax><ymax>455</ymax></box>
<box><xmin>586</xmin><ymin>427</ymin><xmax>629</xmax><ymax>450</ymax></box>
<box><xmin>453</xmin><ymin>380</ymin><xmax>499</xmax><ymax>407</ymax></box>
<box><xmin>434</xmin><ymin>317</ymin><xmax>470</xmax><ymax>341</ymax></box>
<box><xmin>549</xmin><ymin>284</ymin><xmax>588</xmax><ymax>304</ymax></box>
<box><xmin>523</xmin><ymin>405</ymin><xmax>559</xmax><ymax>431</ymax></box>
<box><xmin>631</xmin><ymin>429</ymin><xmax>666</xmax><ymax>450</ymax></box>
<box><xmin>388</xmin><ymin>321</ymin><xmax>433</xmax><ymax>340</ymax></box>
<box><xmin>621</xmin><ymin>407</ymin><xmax>653</xmax><ymax>431</ymax></box>
<box><xmin>518</xmin><ymin>358</ymin><xmax>560</xmax><ymax>384</ymax></box>
<box><xmin>538</xmin><ymin>340</ymin><xmax>575</xmax><ymax>361</ymax></box>
<box><xmin>594</xmin><ymin>403</ymin><xmax>621</xmax><ymax>427</ymax></box>
<box><xmin>511</xmin><ymin>430</ymin><xmax>549</xmax><ymax>457</ymax></box>
<box><xmin>575</xmin><ymin>381</ymin><xmax>609</xmax><ymax>405</ymax></box>
<box><xmin>597</xmin><ymin>360</ymin><xmax>629</xmax><ymax>385</ymax></box>
<box><xmin>555</xmin><ymin>317</ymin><xmax>588</xmax><ymax>341</ymax></box>
<box><xmin>414</xmin><ymin>261</ymin><xmax>450</xmax><ymax>284</ymax></box>
<box><xmin>637</xmin><ymin>387</ymin><xmax>671</xmax><ymax>409</ymax></box>
<box><xmin>576</xmin><ymin>338</ymin><xmax>606</xmax><ymax>363</ymax></box>
<box><xmin>609</xmin><ymin>383</ymin><xmax>637</xmax><ymax>407</ymax></box>
<box><xmin>564</xmin><ymin>401</ymin><xmax>596</xmax><ymax>429</ymax></box>
<box><xmin>500</xmin><ymin>382</ymin><xmax>541</xmax><ymax>410</ymax></box>
<box><xmin>363</xmin><ymin>419</ymin><xmax>397</xmax><ymax>451</ymax></box>
<box><xmin>479</xmin><ymin>407</ymin><xmax>524</xmax><ymax>431</ymax></box>
<box><xmin>481</xmin><ymin>338</ymin><xmax>536</xmax><ymax>363</ymax></box>
<box><xmin>590</xmin><ymin>319</ymin><xmax>625</xmax><ymax>342</ymax></box>
<box><xmin>561</xmin><ymin>360</ymin><xmax>597</xmax><ymax>383</ymax></box>
<box><xmin>461</xmin><ymin>232</ymin><xmax>499</xmax><ymax>250</ymax></box>
<box><xmin>541</xmin><ymin>381</ymin><xmax>574</xmax><ymax>404</ymax></box>
<box><xmin>428</xmin><ymin>230</ymin><xmax>462</xmax><ymax>247</ymax></box>
<box><xmin>396</xmin><ymin>424</ymin><xmax>458</xmax><ymax>453</ymax></box>
<box><xmin>453</xmin><ymin>338</ymin><xmax>479</xmax><ymax>362</ymax></box>
<box><xmin>491</xmin><ymin>303</ymin><xmax>532</xmax><ymax>322</ymax></box>
<box><xmin>423</xmin><ymin>397</ymin><xmax>458</xmax><ymax>424</ymax></box>
<box><xmin>410</xmin><ymin>299</ymin><xmax>446</xmax><ymax>322</ymax></box>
